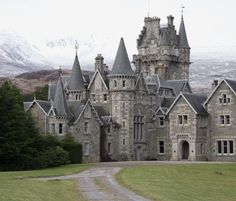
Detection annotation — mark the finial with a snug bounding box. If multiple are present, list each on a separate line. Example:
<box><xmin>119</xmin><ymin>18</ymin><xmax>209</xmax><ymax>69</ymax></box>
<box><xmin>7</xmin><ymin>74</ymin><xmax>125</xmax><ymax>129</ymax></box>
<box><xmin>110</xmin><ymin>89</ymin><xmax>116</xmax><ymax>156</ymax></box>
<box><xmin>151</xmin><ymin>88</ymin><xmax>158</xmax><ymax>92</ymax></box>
<box><xmin>181</xmin><ymin>5</ymin><xmax>185</xmax><ymax>19</ymax></box>
<box><xmin>75</xmin><ymin>40</ymin><xmax>79</xmax><ymax>55</ymax></box>
<box><xmin>33</xmin><ymin>93</ymin><xmax>36</xmax><ymax>100</ymax></box>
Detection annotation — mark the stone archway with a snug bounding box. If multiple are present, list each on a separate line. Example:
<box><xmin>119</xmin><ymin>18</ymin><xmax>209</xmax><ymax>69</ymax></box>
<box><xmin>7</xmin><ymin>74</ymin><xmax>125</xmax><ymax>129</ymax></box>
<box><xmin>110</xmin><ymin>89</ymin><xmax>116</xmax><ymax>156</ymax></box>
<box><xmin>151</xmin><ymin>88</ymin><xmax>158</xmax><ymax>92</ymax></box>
<box><xmin>181</xmin><ymin>141</ymin><xmax>189</xmax><ymax>160</ymax></box>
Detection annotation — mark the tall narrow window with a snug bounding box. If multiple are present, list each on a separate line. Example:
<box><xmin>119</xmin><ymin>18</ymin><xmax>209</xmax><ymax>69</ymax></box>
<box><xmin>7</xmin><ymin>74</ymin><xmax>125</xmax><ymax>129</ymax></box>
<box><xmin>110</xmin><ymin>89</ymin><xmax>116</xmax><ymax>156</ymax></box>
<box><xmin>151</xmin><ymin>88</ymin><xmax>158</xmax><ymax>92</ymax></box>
<box><xmin>183</xmin><ymin>115</ymin><xmax>188</xmax><ymax>124</ymax></box>
<box><xmin>159</xmin><ymin>141</ymin><xmax>165</xmax><ymax>154</ymax></box>
<box><xmin>108</xmin><ymin>142</ymin><xmax>111</xmax><ymax>154</ymax></box>
<box><xmin>122</xmin><ymin>121</ymin><xmax>125</xmax><ymax>127</ymax></box>
<box><xmin>217</xmin><ymin>141</ymin><xmax>222</xmax><ymax>154</ymax></box>
<box><xmin>226</xmin><ymin>115</ymin><xmax>230</xmax><ymax>125</ymax></box>
<box><xmin>223</xmin><ymin>141</ymin><xmax>228</xmax><ymax>154</ymax></box>
<box><xmin>103</xmin><ymin>94</ymin><xmax>108</xmax><ymax>102</ymax></box>
<box><xmin>84</xmin><ymin>122</ymin><xmax>89</xmax><ymax>133</ymax></box>
<box><xmin>178</xmin><ymin>115</ymin><xmax>183</xmax><ymax>125</ymax></box>
<box><xmin>123</xmin><ymin>138</ymin><xmax>125</xmax><ymax>145</ymax></box>
<box><xmin>59</xmin><ymin>123</ymin><xmax>63</xmax><ymax>134</ymax></box>
<box><xmin>159</xmin><ymin>117</ymin><xmax>164</xmax><ymax>126</ymax></box>
<box><xmin>229</xmin><ymin>141</ymin><xmax>234</xmax><ymax>154</ymax></box>
<box><xmin>223</xmin><ymin>94</ymin><xmax>227</xmax><ymax>103</ymax></box>
<box><xmin>220</xmin><ymin>115</ymin><xmax>225</xmax><ymax>125</ymax></box>
<box><xmin>122</xmin><ymin>80</ymin><xmax>126</xmax><ymax>87</ymax></box>
<box><xmin>114</xmin><ymin>80</ymin><xmax>117</xmax><ymax>88</ymax></box>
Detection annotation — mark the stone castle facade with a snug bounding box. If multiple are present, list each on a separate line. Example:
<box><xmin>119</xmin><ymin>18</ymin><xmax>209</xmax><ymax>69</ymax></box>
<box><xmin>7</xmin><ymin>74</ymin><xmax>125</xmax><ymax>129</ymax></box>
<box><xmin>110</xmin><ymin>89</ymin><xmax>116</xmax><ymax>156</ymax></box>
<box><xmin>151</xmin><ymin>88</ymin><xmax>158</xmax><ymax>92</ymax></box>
<box><xmin>24</xmin><ymin>14</ymin><xmax>236</xmax><ymax>162</ymax></box>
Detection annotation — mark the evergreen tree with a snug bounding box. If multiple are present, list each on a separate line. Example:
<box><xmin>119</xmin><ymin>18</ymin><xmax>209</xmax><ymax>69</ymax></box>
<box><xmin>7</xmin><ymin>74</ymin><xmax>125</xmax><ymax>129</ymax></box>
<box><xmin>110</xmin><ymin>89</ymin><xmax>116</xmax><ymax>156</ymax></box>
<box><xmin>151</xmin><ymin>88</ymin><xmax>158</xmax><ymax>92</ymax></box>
<box><xmin>0</xmin><ymin>81</ymin><xmax>69</xmax><ymax>170</ymax></box>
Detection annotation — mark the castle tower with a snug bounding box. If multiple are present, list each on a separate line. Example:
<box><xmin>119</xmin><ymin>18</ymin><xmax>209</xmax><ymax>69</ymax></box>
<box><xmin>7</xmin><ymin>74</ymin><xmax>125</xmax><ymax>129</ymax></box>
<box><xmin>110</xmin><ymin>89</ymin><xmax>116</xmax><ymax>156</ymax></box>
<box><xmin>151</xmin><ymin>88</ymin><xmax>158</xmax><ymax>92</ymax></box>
<box><xmin>67</xmin><ymin>52</ymin><xmax>87</xmax><ymax>102</ymax></box>
<box><xmin>48</xmin><ymin>72</ymin><xmax>72</xmax><ymax>135</ymax></box>
<box><xmin>108</xmin><ymin>38</ymin><xmax>136</xmax><ymax>160</ymax></box>
<box><xmin>133</xmin><ymin>14</ymin><xmax>190</xmax><ymax>80</ymax></box>
<box><xmin>177</xmin><ymin>14</ymin><xmax>190</xmax><ymax>80</ymax></box>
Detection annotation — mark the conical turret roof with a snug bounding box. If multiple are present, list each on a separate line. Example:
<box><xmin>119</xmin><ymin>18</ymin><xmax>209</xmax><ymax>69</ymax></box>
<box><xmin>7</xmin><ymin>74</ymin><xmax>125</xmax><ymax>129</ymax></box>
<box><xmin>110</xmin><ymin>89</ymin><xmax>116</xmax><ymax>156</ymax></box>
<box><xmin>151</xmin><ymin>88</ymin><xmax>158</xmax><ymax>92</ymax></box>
<box><xmin>68</xmin><ymin>53</ymin><xmax>85</xmax><ymax>90</ymax></box>
<box><xmin>179</xmin><ymin>15</ymin><xmax>190</xmax><ymax>48</ymax></box>
<box><xmin>53</xmin><ymin>73</ymin><xmax>71</xmax><ymax>116</ymax></box>
<box><xmin>110</xmin><ymin>38</ymin><xmax>135</xmax><ymax>76</ymax></box>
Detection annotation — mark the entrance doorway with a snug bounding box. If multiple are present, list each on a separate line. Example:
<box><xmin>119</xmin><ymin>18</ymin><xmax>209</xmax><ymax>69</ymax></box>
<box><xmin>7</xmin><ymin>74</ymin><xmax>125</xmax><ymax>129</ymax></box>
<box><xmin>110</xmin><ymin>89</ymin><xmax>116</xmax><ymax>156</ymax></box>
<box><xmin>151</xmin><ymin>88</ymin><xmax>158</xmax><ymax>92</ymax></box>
<box><xmin>182</xmin><ymin>141</ymin><xmax>189</xmax><ymax>160</ymax></box>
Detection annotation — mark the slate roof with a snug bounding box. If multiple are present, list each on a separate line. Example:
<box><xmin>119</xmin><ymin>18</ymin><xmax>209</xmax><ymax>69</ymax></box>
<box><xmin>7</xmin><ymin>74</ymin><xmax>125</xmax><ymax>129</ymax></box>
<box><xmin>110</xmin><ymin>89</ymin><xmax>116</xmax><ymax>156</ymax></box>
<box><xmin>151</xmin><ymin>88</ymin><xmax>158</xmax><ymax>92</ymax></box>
<box><xmin>67</xmin><ymin>101</ymin><xmax>84</xmax><ymax>121</ymax></box>
<box><xmin>144</xmin><ymin>74</ymin><xmax>190</xmax><ymax>96</ymax></box>
<box><xmin>160</xmin><ymin>79</ymin><xmax>190</xmax><ymax>95</ymax></box>
<box><xmin>179</xmin><ymin>15</ymin><xmax>190</xmax><ymax>48</ymax></box>
<box><xmin>182</xmin><ymin>93</ymin><xmax>208</xmax><ymax>115</ymax></box>
<box><xmin>93</xmin><ymin>106</ymin><xmax>110</xmax><ymax>117</ymax></box>
<box><xmin>23</xmin><ymin>102</ymin><xmax>32</xmax><ymax>111</ymax></box>
<box><xmin>53</xmin><ymin>74</ymin><xmax>71</xmax><ymax>116</ymax></box>
<box><xmin>68</xmin><ymin>54</ymin><xmax>85</xmax><ymax>90</ymax></box>
<box><xmin>160</xmin><ymin>28</ymin><xmax>170</xmax><ymax>46</ymax></box>
<box><xmin>48</xmin><ymin>84</ymin><xmax>56</xmax><ymax>100</ymax></box>
<box><xmin>37</xmin><ymin>100</ymin><xmax>51</xmax><ymax>114</ymax></box>
<box><xmin>225</xmin><ymin>79</ymin><xmax>236</xmax><ymax>93</ymax></box>
<box><xmin>109</xmin><ymin>38</ymin><xmax>135</xmax><ymax>76</ymax></box>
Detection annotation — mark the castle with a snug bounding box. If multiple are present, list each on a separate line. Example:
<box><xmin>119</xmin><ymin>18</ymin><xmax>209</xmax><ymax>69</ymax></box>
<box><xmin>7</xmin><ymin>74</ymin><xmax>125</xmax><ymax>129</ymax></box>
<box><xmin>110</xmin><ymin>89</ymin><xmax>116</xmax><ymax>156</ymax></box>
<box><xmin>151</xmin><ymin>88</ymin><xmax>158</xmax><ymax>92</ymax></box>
<box><xmin>24</xmin><ymin>14</ymin><xmax>236</xmax><ymax>162</ymax></box>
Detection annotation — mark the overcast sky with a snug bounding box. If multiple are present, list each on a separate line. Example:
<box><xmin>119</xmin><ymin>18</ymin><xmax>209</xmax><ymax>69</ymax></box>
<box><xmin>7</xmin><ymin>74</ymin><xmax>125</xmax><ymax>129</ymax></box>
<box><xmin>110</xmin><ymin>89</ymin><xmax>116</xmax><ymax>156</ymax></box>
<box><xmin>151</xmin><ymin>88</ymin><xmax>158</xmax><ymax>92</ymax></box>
<box><xmin>0</xmin><ymin>0</ymin><xmax>236</xmax><ymax>61</ymax></box>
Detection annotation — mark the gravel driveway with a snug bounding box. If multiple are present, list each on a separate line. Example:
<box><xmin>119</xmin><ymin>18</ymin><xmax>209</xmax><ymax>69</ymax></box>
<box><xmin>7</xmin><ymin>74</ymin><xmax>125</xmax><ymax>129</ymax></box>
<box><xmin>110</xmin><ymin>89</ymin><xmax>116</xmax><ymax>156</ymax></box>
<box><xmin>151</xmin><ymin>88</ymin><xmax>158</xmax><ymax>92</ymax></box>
<box><xmin>40</xmin><ymin>161</ymin><xmax>229</xmax><ymax>201</ymax></box>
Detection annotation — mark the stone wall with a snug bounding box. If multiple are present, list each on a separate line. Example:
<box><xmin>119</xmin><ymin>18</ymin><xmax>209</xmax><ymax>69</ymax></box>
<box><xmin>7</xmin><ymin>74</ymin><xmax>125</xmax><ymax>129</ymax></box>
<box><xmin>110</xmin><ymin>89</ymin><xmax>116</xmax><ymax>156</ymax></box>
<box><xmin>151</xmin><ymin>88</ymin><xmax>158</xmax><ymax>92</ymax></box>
<box><xmin>206</xmin><ymin>81</ymin><xmax>236</xmax><ymax>161</ymax></box>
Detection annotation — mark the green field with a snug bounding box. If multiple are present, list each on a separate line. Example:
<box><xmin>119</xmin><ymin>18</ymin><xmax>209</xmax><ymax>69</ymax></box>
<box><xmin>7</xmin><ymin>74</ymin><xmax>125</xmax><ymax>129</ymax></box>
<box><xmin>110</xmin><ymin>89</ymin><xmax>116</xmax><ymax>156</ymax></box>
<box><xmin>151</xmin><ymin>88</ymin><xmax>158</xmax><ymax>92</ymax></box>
<box><xmin>116</xmin><ymin>163</ymin><xmax>236</xmax><ymax>201</ymax></box>
<box><xmin>0</xmin><ymin>164</ymin><xmax>90</xmax><ymax>201</ymax></box>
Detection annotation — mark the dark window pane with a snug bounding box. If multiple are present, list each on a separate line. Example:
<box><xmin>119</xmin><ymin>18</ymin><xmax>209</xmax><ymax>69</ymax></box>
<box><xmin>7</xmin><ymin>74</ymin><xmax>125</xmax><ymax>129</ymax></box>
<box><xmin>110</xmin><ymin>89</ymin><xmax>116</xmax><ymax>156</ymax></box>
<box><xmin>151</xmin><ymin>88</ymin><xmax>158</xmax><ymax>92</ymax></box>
<box><xmin>159</xmin><ymin>141</ymin><xmax>164</xmax><ymax>153</ymax></box>
<box><xmin>230</xmin><ymin>141</ymin><xmax>234</xmax><ymax>154</ymax></box>
<box><xmin>218</xmin><ymin>141</ymin><xmax>222</xmax><ymax>154</ymax></box>
<box><xmin>223</xmin><ymin>141</ymin><xmax>227</xmax><ymax>154</ymax></box>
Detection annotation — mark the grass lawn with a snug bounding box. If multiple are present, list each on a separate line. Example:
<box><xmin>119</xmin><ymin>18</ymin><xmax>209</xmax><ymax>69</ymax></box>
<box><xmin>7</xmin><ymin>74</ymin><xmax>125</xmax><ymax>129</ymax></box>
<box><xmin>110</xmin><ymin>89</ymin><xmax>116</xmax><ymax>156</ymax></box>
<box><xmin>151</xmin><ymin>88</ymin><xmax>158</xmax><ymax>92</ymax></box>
<box><xmin>0</xmin><ymin>164</ymin><xmax>90</xmax><ymax>201</ymax></box>
<box><xmin>116</xmin><ymin>163</ymin><xmax>236</xmax><ymax>201</ymax></box>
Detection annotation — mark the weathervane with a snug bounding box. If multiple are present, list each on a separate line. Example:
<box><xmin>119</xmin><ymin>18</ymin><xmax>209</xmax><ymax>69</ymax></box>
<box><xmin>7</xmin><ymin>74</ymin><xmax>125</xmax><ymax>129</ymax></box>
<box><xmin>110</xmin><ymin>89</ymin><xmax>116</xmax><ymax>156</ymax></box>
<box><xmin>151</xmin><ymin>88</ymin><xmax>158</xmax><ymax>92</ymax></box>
<box><xmin>75</xmin><ymin>40</ymin><xmax>79</xmax><ymax>55</ymax></box>
<box><xmin>181</xmin><ymin>5</ymin><xmax>185</xmax><ymax>16</ymax></box>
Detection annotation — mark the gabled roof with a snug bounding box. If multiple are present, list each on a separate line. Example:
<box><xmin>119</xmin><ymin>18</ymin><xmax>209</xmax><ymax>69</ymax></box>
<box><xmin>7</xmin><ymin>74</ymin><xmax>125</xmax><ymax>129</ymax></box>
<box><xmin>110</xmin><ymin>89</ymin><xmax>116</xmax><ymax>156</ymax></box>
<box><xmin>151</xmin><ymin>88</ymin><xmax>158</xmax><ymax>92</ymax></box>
<box><xmin>67</xmin><ymin>101</ymin><xmax>84</xmax><ymax>121</ymax></box>
<box><xmin>88</xmin><ymin>69</ymin><xmax>108</xmax><ymax>90</ymax></box>
<box><xmin>53</xmin><ymin>74</ymin><xmax>71</xmax><ymax>117</ymax></box>
<box><xmin>73</xmin><ymin>100</ymin><xmax>103</xmax><ymax>125</ymax></box>
<box><xmin>204</xmin><ymin>79</ymin><xmax>236</xmax><ymax>105</ymax></box>
<box><xmin>109</xmin><ymin>38</ymin><xmax>135</xmax><ymax>76</ymax></box>
<box><xmin>24</xmin><ymin>99</ymin><xmax>51</xmax><ymax>115</ymax></box>
<box><xmin>178</xmin><ymin>15</ymin><xmax>190</xmax><ymax>49</ymax></box>
<box><xmin>159</xmin><ymin>79</ymin><xmax>191</xmax><ymax>95</ymax></box>
<box><xmin>167</xmin><ymin>93</ymin><xmax>208</xmax><ymax>115</ymax></box>
<box><xmin>68</xmin><ymin>53</ymin><xmax>85</xmax><ymax>90</ymax></box>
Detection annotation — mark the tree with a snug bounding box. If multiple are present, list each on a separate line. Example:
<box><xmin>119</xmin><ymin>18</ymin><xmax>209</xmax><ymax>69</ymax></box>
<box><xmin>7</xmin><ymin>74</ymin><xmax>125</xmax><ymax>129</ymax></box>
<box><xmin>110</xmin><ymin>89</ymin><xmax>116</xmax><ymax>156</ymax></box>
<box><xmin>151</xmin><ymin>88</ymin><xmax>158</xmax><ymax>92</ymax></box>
<box><xmin>0</xmin><ymin>81</ymin><xmax>69</xmax><ymax>170</ymax></box>
<box><xmin>23</xmin><ymin>85</ymin><xmax>48</xmax><ymax>102</ymax></box>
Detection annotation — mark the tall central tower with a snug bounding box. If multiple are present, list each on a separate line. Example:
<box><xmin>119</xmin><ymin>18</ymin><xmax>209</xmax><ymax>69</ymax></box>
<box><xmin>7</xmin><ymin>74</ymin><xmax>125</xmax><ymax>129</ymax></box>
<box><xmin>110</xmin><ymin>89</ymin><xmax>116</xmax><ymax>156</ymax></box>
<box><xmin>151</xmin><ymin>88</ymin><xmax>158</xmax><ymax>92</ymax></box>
<box><xmin>133</xmin><ymin>15</ymin><xmax>190</xmax><ymax>80</ymax></box>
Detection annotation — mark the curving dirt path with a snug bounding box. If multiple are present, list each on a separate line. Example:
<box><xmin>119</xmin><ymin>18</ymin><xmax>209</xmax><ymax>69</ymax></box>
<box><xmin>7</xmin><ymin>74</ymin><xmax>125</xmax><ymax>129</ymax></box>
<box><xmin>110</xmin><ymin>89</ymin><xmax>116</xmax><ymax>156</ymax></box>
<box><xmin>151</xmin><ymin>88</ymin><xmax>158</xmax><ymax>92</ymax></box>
<box><xmin>40</xmin><ymin>161</ymin><xmax>228</xmax><ymax>201</ymax></box>
<box><xmin>40</xmin><ymin>164</ymin><xmax>150</xmax><ymax>200</ymax></box>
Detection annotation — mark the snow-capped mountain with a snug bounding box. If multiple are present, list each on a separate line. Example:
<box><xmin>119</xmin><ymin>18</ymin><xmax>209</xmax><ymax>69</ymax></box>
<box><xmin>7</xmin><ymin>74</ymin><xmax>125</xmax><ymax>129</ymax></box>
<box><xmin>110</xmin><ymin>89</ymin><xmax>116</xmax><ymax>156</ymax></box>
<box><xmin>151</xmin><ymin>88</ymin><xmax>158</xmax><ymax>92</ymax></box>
<box><xmin>1</xmin><ymin>30</ymin><xmax>236</xmax><ymax>93</ymax></box>
<box><xmin>0</xmin><ymin>31</ymin><xmax>54</xmax><ymax>77</ymax></box>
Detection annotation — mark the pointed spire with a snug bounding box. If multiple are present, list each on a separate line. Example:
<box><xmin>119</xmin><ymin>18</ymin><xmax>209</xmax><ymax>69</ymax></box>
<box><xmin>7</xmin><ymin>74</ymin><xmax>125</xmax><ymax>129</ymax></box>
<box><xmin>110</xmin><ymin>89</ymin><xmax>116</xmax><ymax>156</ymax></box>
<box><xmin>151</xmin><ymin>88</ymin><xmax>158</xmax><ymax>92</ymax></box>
<box><xmin>179</xmin><ymin>13</ymin><xmax>190</xmax><ymax>49</ymax></box>
<box><xmin>53</xmin><ymin>73</ymin><xmax>71</xmax><ymax>116</ymax></box>
<box><xmin>110</xmin><ymin>38</ymin><xmax>135</xmax><ymax>76</ymax></box>
<box><xmin>68</xmin><ymin>51</ymin><xmax>85</xmax><ymax>90</ymax></box>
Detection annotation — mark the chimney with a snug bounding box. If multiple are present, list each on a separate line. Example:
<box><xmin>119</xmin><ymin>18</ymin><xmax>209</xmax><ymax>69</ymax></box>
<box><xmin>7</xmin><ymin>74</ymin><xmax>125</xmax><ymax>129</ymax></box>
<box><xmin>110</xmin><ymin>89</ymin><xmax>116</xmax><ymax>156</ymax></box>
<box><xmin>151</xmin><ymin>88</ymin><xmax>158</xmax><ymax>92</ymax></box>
<box><xmin>167</xmin><ymin>15</ymin><xmax>174</xmax><ymax>27</ymax></box>
<box><xmin>95</xmin><ymin>54</ymin><xmax>104</xmax><ymax>73</ymax></box>
<box><xmin>212</xmin><ymin>79</ymin><xmax>218</xmax><ymax>90</ymax></box>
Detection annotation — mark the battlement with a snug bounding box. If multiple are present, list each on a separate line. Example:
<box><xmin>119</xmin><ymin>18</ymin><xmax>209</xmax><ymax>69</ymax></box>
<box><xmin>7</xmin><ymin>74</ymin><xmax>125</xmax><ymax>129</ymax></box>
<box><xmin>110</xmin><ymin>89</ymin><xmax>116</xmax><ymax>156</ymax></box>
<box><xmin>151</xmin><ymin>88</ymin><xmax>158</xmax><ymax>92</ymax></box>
<box><xmin>144</xmin><ymin>16</ymin><xmax>160</xmax><ymax>23</ymax></box>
